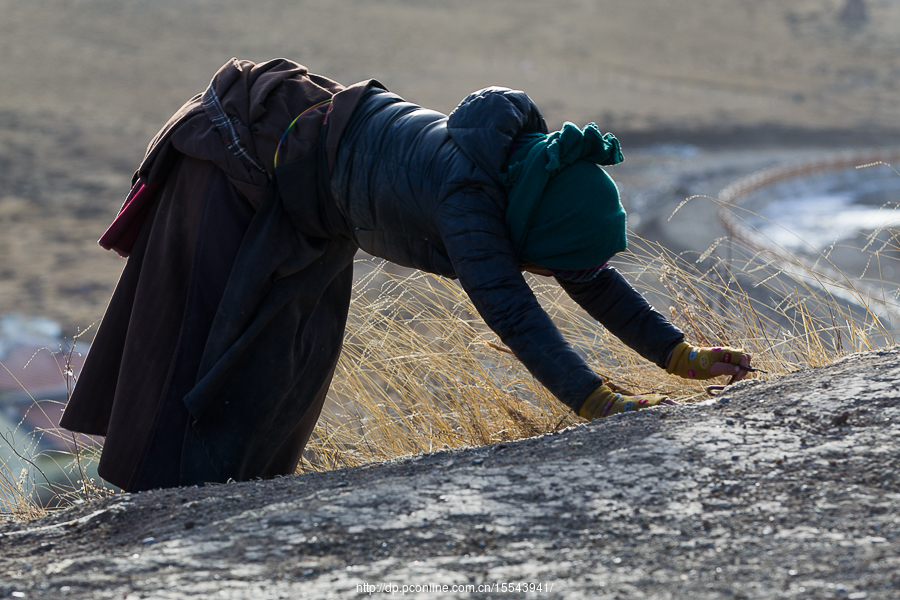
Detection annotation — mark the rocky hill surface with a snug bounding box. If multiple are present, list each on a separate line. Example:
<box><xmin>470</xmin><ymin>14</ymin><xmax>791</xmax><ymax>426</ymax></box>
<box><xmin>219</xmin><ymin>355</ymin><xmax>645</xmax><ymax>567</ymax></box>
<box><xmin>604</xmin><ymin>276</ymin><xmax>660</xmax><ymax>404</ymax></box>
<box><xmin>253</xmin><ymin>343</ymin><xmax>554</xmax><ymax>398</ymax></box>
<box><xmin>1</xmin><ymin>349</ymin><xmax>898</xmax><ymax>599</ymax></box>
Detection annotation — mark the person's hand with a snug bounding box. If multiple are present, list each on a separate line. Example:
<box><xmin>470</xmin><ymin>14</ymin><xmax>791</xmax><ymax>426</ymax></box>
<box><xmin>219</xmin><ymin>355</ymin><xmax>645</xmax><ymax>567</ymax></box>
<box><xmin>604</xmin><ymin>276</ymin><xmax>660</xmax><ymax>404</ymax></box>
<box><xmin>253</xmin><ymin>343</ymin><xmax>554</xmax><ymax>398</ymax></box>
<box><xmin>578</xmin><ymin>383</ymin><xmax>676</xmax><ymax>420</ymax></box>
<box><xmin>665</xmin><ymin>341</ymin><xmax>752</xmax><ymax>381</ymax></box>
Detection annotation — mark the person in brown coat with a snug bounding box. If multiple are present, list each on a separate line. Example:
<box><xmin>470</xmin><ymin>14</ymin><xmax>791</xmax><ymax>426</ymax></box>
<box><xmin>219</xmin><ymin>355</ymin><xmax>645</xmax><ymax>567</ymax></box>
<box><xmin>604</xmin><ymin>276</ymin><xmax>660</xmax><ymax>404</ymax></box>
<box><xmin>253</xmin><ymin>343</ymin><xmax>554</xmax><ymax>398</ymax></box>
<box><xmin>62</xmin><ymin>58</ymin><xmax>751</xmax><ymax>493</ymax></box>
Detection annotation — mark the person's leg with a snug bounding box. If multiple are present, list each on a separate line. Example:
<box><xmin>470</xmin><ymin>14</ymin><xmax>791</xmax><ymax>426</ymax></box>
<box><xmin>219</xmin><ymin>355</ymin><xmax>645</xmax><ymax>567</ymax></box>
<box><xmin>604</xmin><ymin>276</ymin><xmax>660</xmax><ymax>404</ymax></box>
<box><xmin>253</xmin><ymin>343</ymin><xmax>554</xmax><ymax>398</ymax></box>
<box><xmin>87</xmin><ymin>155</ymin><xmax>208</xmax><ymax>490</ymax></box>
<box><xmin>129</xmin><ymin>159</ymin><xmax>255</xmax><ymax>492</ymax></box>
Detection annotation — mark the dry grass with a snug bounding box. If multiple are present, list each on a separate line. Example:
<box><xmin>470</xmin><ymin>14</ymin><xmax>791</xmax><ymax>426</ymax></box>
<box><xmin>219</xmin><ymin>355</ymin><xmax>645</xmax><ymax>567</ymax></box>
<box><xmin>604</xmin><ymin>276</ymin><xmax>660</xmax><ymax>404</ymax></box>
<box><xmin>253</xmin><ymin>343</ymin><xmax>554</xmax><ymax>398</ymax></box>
<box><xmin>0</xmin><ymin>340</ymin><xmax>109</xmax><ymax>520</ymax></box>
<box><xmin>2</xmin><ymin>185</ymin><xmax>898</xmax><ymax>518</ymax></box>
<box><xmin>299</xmin><ymin>190</ymin><xmax>899</xmax><ymax>471</ymax></box>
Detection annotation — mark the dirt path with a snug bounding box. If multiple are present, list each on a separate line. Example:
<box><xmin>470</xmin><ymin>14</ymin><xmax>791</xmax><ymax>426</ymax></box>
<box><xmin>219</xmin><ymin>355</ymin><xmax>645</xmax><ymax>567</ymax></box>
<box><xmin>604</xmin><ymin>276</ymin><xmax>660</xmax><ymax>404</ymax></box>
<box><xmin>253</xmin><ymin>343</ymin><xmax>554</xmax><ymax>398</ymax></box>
<box><xmin>2</xmin><ymin>349</ymin><xmax>897</xmax><ymax>599</ymax></box>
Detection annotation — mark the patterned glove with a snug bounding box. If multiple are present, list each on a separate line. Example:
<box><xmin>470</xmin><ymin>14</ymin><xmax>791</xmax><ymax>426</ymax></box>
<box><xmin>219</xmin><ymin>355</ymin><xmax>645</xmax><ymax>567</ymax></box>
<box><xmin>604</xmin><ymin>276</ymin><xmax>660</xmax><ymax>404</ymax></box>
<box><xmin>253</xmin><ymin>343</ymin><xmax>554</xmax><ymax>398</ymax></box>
<box><xmin>578</xmin><ymin>383</ymin><xmax>671</xmax><ymax>420</ymax></box>
<box><xmin>665</xmin><ymin>341</ymin><xmax>744</xmax><ymax>380</ymax></box>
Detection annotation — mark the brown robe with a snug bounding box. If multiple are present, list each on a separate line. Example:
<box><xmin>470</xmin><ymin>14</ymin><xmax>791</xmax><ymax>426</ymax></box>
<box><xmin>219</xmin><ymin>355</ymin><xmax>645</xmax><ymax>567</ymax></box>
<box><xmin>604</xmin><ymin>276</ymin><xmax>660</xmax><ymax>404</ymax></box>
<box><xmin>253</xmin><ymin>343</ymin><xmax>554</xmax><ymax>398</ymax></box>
<box><xmin>61</xmin><ymin>58</ymin><xmax>379</xmax><ymax>491</ymax></box>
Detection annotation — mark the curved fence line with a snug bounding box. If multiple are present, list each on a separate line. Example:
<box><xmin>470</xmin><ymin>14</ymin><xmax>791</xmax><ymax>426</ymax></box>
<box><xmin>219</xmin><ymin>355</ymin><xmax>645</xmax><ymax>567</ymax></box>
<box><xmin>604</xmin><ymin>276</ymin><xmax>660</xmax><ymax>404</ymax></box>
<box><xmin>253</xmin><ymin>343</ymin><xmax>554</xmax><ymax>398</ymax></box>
<box><xmin>715</xmin><ymin>147</ymin><xmax>900</xmax><ymax>323</ymax></box>
<box><xmin>718</xmin><ymin>147</ymin><xmax>900</xmax><ymax>243</ymax></box>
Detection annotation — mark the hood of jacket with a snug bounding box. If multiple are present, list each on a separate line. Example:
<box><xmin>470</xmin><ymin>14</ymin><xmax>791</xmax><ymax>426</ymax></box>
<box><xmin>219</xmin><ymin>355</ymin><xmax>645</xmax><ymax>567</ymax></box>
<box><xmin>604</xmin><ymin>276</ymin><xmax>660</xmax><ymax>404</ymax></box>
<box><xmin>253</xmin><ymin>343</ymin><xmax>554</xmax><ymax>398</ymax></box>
<box><xmin>446</xmin><ymin>86</ymin><xmax>548</xmax><ymax>187</ymax></box>
<box><xmin>135</xmin><ymin>58</ymin><xmax>378</xmax><ymax>210</ymax></box>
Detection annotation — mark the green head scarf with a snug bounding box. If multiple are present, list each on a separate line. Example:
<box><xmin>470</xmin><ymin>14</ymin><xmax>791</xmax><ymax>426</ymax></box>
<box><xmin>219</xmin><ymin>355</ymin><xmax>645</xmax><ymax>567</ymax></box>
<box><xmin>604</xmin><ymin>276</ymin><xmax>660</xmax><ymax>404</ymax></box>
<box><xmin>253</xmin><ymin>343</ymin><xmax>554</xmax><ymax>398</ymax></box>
<box><xmin>500</xmin><ymin>122</ymin><xmax>627</xmax><ymax>270</ymax></box>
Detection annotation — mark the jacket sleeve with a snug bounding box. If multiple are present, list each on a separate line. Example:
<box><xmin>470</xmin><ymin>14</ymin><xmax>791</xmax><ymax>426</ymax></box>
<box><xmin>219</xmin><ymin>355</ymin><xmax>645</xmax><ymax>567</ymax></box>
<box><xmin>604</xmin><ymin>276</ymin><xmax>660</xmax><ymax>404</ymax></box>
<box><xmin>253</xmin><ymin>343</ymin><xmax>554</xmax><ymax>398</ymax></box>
<box><xmin>556</xmin><ymin>268</ymin><xmax>685</xmax><ymax>368</ymax></box>
<box><xmin>435</xmin><ymin>189</ymin><xmax>602</xmax><ymax>411</ymax></box>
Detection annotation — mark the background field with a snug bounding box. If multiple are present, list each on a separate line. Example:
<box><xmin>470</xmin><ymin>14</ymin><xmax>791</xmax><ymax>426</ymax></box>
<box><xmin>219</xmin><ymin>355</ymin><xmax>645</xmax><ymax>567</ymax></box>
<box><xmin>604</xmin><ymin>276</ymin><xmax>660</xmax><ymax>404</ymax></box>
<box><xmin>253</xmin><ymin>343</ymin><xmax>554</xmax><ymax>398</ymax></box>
<box><xmin>1</xmin><ymin>0</ymin><xmax>899</xmax><ymax>334</ymax></box>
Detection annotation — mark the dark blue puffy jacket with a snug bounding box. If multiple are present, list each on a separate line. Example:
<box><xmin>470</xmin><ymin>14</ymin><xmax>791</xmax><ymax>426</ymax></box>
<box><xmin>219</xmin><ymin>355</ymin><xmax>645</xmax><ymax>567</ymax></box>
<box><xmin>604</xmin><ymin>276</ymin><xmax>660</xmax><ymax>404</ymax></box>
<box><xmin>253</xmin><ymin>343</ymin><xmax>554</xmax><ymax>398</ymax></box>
<box><xmin>331</xmin><ymin>87</ymin><xmax>683</xmax><ymax>410</ymax></box>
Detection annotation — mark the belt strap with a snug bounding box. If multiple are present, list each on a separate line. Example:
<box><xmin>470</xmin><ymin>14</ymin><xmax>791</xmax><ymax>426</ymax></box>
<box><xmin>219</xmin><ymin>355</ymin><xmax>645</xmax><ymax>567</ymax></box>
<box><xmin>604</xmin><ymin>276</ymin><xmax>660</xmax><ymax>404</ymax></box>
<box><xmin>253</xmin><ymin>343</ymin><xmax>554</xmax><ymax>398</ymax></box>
<box><xmin>201</xmin><ymin>83</ymin><xmax>268</xmax><ymax>176</ymax></box>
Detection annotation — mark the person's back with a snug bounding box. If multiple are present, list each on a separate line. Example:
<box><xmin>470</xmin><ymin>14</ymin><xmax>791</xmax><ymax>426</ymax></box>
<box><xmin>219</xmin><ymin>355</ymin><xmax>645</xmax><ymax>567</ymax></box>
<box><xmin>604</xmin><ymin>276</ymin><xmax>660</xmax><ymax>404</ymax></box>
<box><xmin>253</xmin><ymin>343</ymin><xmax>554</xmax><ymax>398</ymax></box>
<box><xmin>332</xmin><ymin>88</ymin><xmax>463</xmax><ymax>276</ymax></box>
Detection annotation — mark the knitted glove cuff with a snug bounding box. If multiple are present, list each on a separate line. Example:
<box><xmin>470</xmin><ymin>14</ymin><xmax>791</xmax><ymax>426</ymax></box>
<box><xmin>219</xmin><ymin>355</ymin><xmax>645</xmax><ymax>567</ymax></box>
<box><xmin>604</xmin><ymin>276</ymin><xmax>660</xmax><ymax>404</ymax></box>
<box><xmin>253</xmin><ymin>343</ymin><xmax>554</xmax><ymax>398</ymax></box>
<box><xmin>578</xmin><ymin>384</ymin><xmax>669</xmax><ymax>420</ymax></box>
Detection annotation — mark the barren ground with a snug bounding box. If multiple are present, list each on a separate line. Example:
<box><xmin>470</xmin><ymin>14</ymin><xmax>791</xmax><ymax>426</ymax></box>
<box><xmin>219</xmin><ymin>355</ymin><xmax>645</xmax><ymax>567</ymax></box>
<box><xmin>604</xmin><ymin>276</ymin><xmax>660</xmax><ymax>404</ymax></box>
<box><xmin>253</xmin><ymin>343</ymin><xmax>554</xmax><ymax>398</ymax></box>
<box><xmin>1</xmin><ymin>349</ymin><xmax>899</xmax><ymax>599</ymax></box>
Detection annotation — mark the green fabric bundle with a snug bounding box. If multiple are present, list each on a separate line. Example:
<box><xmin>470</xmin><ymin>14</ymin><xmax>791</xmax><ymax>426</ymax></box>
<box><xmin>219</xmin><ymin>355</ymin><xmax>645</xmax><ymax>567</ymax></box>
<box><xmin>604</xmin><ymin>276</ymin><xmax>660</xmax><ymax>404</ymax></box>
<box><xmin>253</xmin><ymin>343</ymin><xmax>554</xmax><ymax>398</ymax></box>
<box><xmin>501</xmin><ymin>122</ymin><xmax>627</xmax><ymax>270</ymax></box>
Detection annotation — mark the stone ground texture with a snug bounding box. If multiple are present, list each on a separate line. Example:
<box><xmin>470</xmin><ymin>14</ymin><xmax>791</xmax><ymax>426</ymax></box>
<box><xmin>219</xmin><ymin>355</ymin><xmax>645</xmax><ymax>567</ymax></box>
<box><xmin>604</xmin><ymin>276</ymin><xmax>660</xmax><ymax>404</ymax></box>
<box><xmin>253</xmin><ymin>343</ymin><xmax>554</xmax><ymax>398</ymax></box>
<box><xmin>1</xmin><ymin>349</ymin><xmax>898</xmax><ymax>599</ymax></box>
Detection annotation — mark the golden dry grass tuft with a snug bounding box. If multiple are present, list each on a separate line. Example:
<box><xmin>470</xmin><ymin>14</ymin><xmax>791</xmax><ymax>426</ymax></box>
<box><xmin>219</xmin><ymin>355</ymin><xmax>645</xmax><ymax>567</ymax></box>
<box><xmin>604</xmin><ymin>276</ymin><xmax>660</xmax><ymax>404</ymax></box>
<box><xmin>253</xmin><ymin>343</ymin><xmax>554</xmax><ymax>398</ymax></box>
<box><xmin>1</xmin><ymin>342</ymin><xmax>109</xmax><ymax>520</ymax></box>
<box><xmin>299</xmin><ymin>199</ymin><xmax>899</xmax><ymax>471</ymax></box>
